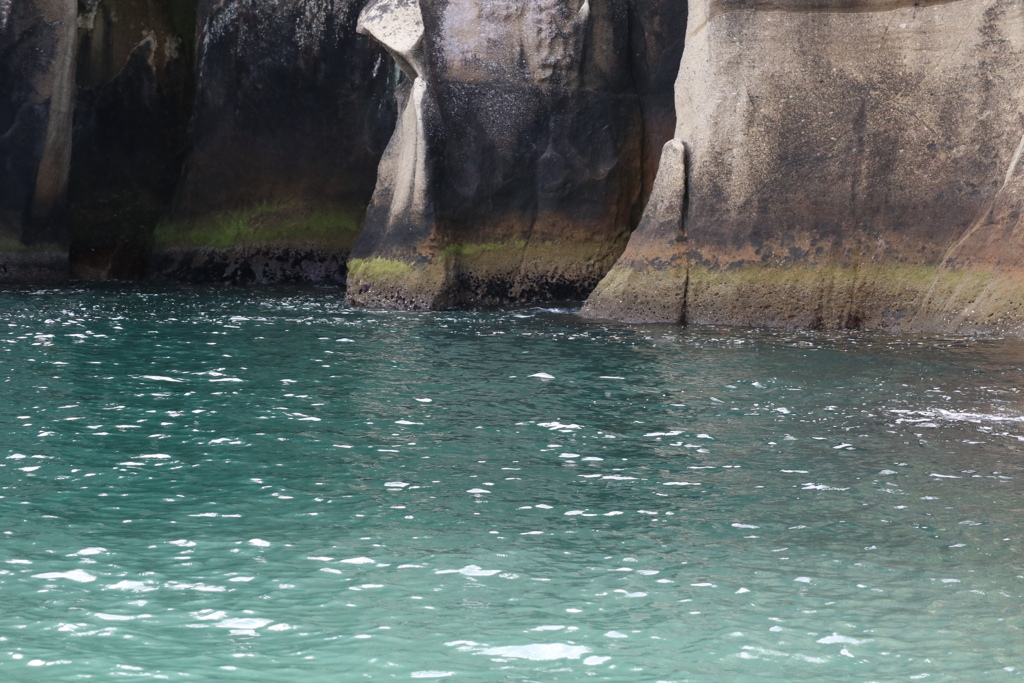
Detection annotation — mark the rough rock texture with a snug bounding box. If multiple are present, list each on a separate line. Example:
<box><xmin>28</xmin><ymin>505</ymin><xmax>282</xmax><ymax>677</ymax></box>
<box><xmin>579</xmin><ymin>139</ymin><xmax>687</xmax><ymax>323</ymax></box>
<box><xmin>150</xmin><ymin>245</ymin><xmax>349</xmax><ymax>284</ymax></box>
<box><xmin>0</xmin><ymin>0</ymin><xmax>77</xmax><ymax>282</ymax></box>
<box><xmin>345</xmin><ymin>0</ymin><xmax>686</xmax><ymax>309</ymax></box>
<box><xmin>69</xmin><ymin>0</ymin><xmax>199</xmax><ymax>281</ymax></box>
<box><xmin>155</xmin><ymin>0</ymin><xmax>397</xmax><ymax>284</ymax></box>
<box><xmin>585</xmin><ymin>0</ymin><xmax>1024</xmax><ymax>335</ymax></box>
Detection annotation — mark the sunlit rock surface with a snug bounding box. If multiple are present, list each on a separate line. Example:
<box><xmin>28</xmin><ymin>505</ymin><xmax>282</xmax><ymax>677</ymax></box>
<box><xmin>0</xmin><ymin>0</ymin><xmax>75</xmax><ymax>282</ymax></box>
<box><xmin>585</xmin><ymin>0</ymin><xmax>1024</xmax><ymax>335</ymax></box>
<box><xmin>345</xmin><ymin>0</ymin><xmax>685</xmax><ymax>308</ymax></box>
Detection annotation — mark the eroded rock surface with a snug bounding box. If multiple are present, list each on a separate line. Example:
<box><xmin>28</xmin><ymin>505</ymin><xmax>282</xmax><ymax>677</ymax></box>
<box><xmin>346</xmin><ymin>0</ymin><xmax>685</xmax><ymax>309</ymax></box>
<box><xmin>156</xmin><ymin>0</ymin><xmax>397</xmax><ymax>284</ymax></box>
<box><xmin>0</xmin><ymin>0</ymin><xmax>76</xmax><ymax>282</ymax></box>
<box><xmin>585</xmin><ymin>0</ymin><xmax>1024</xmax><ymax>335</ymax></box>
<box><xmin>69</xmin><ymin>0</ymin><xmax>198</xmax><ymax>281</ymax></box>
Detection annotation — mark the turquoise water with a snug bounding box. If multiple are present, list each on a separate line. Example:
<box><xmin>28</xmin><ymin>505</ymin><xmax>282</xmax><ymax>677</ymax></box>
<box><xmin>1</xmin><ymin>286</ymin><xmax>1022</xmax><ymax>681</ymax></box>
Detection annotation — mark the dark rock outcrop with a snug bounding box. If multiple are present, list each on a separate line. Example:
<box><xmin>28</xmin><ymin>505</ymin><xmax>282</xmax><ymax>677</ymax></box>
<box><xmin>584</xmin><ymin>0</ymin><xmax>1024</xmax><ymax>335</ymax></box>
<box><xmin>68</xmin><ymin>0</ymin><xmax>199</xmax><ymax>281</ymax></box>
<box><xmin>154</xmin><ymin>0</ymin><xmax>397</xmax><ymax>284</ymax></box>
<box><xmin>0</xmin><ymin>0</ymin><xmax>76</xmax><ymax>282</ymax></box>
<box><xmin>345</xmin><ymin>0</ymin><xmax>686</xmax><ymax>309</ymax></box>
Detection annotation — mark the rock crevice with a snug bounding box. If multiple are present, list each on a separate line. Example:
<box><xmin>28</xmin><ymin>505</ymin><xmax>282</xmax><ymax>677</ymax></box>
<box><xmin>346</xmin><ymin>0</ymin><xmax>685</xmax><ymax>309</ymax></box>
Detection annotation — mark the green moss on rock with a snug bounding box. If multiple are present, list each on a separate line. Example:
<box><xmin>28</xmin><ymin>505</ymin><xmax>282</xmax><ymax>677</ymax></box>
<box><xmin>154</xmin><ymin>200</ymin><xmax>364</xmax><ymax>250</ymax></box>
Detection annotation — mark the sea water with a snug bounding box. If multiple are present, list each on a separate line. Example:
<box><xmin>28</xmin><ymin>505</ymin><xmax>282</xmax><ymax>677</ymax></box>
<box><xmin>0</xmin><ymin>286</ymin><xmax>1021</xmax><ymax>681</ymax></box>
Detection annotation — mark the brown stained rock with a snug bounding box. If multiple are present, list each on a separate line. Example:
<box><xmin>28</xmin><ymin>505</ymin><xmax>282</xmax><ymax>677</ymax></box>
<box><xmin>593</xmin><ymin>0</ymin><xmax>1024</xmax><ymax>334</ymax></box>
<box><xmin>580</xmin><ymin>139</ymin><xmax>687</xmax><ymax>323</ymax></box>
<box><xmin>346</xmin><ymin>0</ymin><xmax>685</xmax><ymax>309</ymax></box>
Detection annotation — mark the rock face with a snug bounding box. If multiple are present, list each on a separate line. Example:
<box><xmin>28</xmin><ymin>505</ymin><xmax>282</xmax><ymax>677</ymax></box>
<box><xmin>154</xmin><ymin>0</ymin><xmax>397</xmax><ymax>284</ymax></box>
<box><xmin>346</xmin><ymin>0</ymin><xmax>685</xmax><ymax>308</ymax></box>
<box><xmin>0</xmin><ymin>0</ymin><xmax>76</xmax><ymax>282</ymax></box>
<box><xmin>69</xmin><ymin>0</ymin><xmax>199</xmax><ymax>281</ymax></box>
<box><xmin>579</xmin><ymin>139</ymin><xmax>687</xmax><ymax>323</ymax></box>
<box><xmin>584</xmin><ymin>0</ymin><xmax>1024</xmax><ymax>335</ymax></box>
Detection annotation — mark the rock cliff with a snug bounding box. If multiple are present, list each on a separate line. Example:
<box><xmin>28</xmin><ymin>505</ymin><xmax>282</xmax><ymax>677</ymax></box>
<box><xmin>584</xmin><ymin>0</ymin><xmax>1024</xmax><ymax>335</ymax></box>
<box><xmin>4</xmin><ymin>0</ymin><xmax>1024</xmax><ymax>337</ymax></box>
<box><xmin>69</xmin><ymin>0</ymin><xmax>198</xmax><ymax>280</ymax></box>
<box><xmin>2</xmin><ymin>0</ymin><xmax>395</xmax><ymax>285</ymax></box>
<box><xmin>345</xmin><ymin>0</ymin><xmax>684</xmax><ymax>308</ymax></box>
<box><xmin>155</xmin><ymin>0</ymin><xmax>396</xmax><ymax>284</ymax></box>
<box><xmin>0</xmin><ymin>0</ymin><xmax>76</xmax><ymax>282</ymax></box>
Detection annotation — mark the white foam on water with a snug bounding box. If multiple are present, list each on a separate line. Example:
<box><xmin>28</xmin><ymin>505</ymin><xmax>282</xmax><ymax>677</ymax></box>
<box><xmin>33</xmin><ymin>570</ymin><xmax>95</xmax><ymax>583</ymax></box>
<box><xmin>411</xmin><ymin>672</ymin><xmax>454</xmax><ymax>679</ymax></box>
<box><xmin>817</xmin><ymin>633</ymin><xmax>869</xmax><ymax>645</ymax></box>
<box><xmin>892</xmin><ymin>408</ymin><xmax>1024</xmax><ymax>424</ymax></box>
<box><xmin>538</xmin><ymin>421</ymin><xmax>582</xmax><ymax>431</ymax></box>
<box><xmin>529</xmin><ymin>373</ymin><xmax>555</xmax><ymax>379</ymax></box>
<box><xmin>105</xmin><ymin>580</ymin><xmax>156</xmax><ymax>592</ymax></box>
<box><xmin>340</xmin><ymin>557</ymin><xmax>375</xmax><ymax>564</ymax></box>
<box><xmin>248</xmin><ymin>539</ymin><xmax>270</xmax><ymax>547</ymax></box>
<box><xmin>71</xmin><ymin>547</ymin><xmax>106</xmax><ymax>556</ymax></box>
<box><xmin>191</xmin><ymin>610</ymin><xmax>227</xmax><ymax>621</ymax></box>
<box><xmin>664</xmin><ymin>482</ymin><xmax>700</xmax><ymax>486</ymax></box>
<box><xmin>478</xmin><ymin>643</ymin><xmax>590</xmax><ymax>660</ymax></box>
<box><xmin>217</xmin><ymin>618</ymin><xmax>272</xmax><ymax>630</ymax></box>
<box><xmin>435</xmin><ymin>565</ymin><xmax>500</xmax><ymax>577</ymax></box>
<box><xmin>166</xmin><ymin>582</ymin><xmax>225</xmax><ymax>592</ymax></box>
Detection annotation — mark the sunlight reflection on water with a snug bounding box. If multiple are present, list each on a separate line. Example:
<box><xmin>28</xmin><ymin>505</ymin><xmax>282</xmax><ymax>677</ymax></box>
<box><xmin>0</xmin><ymin>286</ymin><xmax>1021</xmax><ymax>680</ymax></box>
